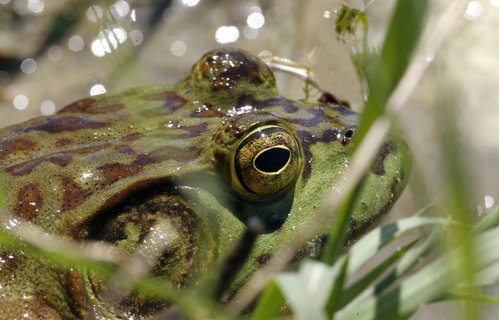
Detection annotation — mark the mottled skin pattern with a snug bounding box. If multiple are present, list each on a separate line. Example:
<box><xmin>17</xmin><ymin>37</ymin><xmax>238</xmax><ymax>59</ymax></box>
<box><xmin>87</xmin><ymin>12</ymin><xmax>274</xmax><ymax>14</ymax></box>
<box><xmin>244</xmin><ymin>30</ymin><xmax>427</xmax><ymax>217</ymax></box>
<box><xmin>0</xmin><ymin>48</ymin><xmax>411</xmax><ymax>319</ymax></box>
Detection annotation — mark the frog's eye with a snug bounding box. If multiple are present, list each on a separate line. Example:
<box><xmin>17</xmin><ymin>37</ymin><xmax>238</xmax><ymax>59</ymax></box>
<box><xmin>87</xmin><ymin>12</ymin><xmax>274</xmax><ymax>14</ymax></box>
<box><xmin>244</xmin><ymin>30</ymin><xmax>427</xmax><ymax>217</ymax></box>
<box><xmin>233</xmin><ymin>125</ymin><xmax>302</xmax><ymax>195</ymax></box>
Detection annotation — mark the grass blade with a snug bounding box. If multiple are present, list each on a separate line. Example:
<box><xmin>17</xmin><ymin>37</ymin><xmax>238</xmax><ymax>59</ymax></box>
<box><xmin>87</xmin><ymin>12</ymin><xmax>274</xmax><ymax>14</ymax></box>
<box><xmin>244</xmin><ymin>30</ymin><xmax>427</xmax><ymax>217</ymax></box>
<box><xmin>326</xmin><ymin>255</ymin><xmax>350</xmax><ymax>317</ymax></box>
<box><xmin>339</xmin><ymin>239</ymin><xmax>417</xmax><ymax>309</ymax></box>
<box><xmin>356</xmin><ymin>0</ymin><xmax>429</xmax><ymax>143</ymax></box>
<box><xmin>252</xmin><ymin>280</ymin><xmax>286</xmax><ymax>320</ymax></box>
<box><xmin>335</xmin><ymin>224</ymin><xmax>499</xmax><ymax>320</ymax></box>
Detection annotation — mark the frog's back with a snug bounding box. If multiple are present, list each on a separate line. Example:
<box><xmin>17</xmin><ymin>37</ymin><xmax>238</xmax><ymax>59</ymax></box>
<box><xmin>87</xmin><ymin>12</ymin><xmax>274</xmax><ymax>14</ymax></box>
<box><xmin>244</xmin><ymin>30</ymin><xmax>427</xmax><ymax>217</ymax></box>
<box><xmin>0</xmin><ymin>84</ymin><xmax>221</xmax><ymax>234</ymax></box>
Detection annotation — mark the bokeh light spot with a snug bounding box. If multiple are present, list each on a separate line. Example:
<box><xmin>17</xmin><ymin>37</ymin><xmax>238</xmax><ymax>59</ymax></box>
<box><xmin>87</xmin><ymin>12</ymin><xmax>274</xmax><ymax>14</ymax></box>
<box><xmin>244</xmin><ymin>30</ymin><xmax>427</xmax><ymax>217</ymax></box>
<box><xmin>247</xmin><ymin>12</ymin><xmax>265</xmax><ymax>29</ymax></box>
<box><xmin>40</xmin><ymin>100</ymin><xmax>56</xmax><ymax>115</ymax></box>
<box><xmin>13</xmin><ymin>95</ymin><xmax>29</xmax><ymax>110</ymax></box>
<box><xmin>170</xmin><ymin>40</ymin><xmax>187</xmax><ymax>56</ymax></box>
<box><xmin>20</xmin><ymin>58</ymin><xmax>37</xmax><ymax>74</ymax></box>
<box><xmin>215</xmin><ymin>26</ymin><xmax>239</xmax><ymax>44</ymax></box>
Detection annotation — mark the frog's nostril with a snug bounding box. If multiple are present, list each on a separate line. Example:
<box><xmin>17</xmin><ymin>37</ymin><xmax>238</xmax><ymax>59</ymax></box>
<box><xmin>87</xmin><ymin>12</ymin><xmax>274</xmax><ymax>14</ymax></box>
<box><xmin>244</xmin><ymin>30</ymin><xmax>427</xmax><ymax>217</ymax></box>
<box><xmin>342</xmin><ymin>128</ymin><xmax>355</xmax><ymax>146</ymax></box>
<box><xmin>254</xmin><ymin>147</ymin><xmax>291</xmax><ymax>174</ymax></box>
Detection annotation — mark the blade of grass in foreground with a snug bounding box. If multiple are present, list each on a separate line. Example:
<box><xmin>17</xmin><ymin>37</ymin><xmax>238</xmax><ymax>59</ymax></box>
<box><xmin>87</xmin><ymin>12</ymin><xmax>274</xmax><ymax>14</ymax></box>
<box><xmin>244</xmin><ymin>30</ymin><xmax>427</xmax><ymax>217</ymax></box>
<box><xmin>355</xmin><ymin>0</ymin><xmax>429</xmax><ymax>143</ymax></box>
<box><xmin>334</xmin><ymin>223</ymin><xmax>499</xmax><ymax>320</ymax></box>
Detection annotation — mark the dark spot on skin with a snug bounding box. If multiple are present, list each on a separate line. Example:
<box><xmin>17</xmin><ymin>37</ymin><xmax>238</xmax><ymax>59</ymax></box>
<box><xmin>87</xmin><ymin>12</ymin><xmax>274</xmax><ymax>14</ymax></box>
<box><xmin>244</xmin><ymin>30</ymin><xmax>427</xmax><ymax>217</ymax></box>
<box><xmin>191</xmin><ymin>103</ymin><xmax>224</xmax><ymax>118</ymax></box>
<box><xmin>371</xmin><ymin>141</ymin><xmax>394</xmax><ymax>176</ymax></box>
<box><xmin>181</xmin><ymin>123</ymin><xmax>208</xmax><ymax>138</ymax></box>
<box><xmin>59</xmin><ymin>97</ymin><xmax>96</xmax><ymax>113</ymax></box>
<box><xmin>121</xmin><ymin>132</ymin><xmax>142</xmax><ymax>141</ymax></box>
<box><xmin>165</xmin><ymin>121</ymin><xmax>209</xmax><ymax>139</ymax></box>
<box><xmin>61</xmin><ymin>176</ymin><xmax>94</xmax><ymax>211</ymax></box>
<box><xmin>283</xmin><ymin>103</ymin><xmax>299</xmax><ymax>113</ymax></box>
<box><xmin>98</xmin><ymin>154</ymin><xmax>154</xmax><ymax>184</ymax></box>
<box><xmin>7</xmin><ymin>154</ymin><xmax>73</xmax><ymax>176</ymax></box>
<box><xmin>0</xmin><ymin>137</ymin><xmax>37</xmax><ymax>161</ymax></box>
<box><xmin>250</xmin><ymin>97</ymin><xmax>299</xmax><ymax>113</ymax></box>
<box><xmin>15</xmin><ymin>183</ymin><xmax>43</xmax><ymax>220</ymax></box>
<box><xmin>87</xmin><ymin>103</ymin><xmax>124</xmax><ymax>114</ymax></box>
<box><xmin>60</xmin><ymin>98</ymin><xmax>124</xmax><ymax>114</ymax></box>
<box><xmin>297</xmin><ymin>129</ymin><xmax>341</xmax><ymax>181</ymax></box>
<box><xmin>22</xmin><ymin>116</ymin><xmax>109</xmax><ymax>134</ymax></box>
<box><xmin>5</xmin><ymin>144</ymin><xmax>110</xmax><ymax>176</ymax></box>
<box><xmin>117</xmin><ymin>145</ymin><xmax>134</xmax><ymax>155</ymax></box>
<box><xmin>301</xmin><ymin>146</ymin><xmax>313</xmax><ymax>181</ymax></box>
<box><xmin>322</xmin><ymin>129</ymin><xmax>341</xmax><ymax>142</ymax></box>
<box><xmin>55</xmin><ymin>138</ymin><xmax>72</xmax><ymax>148</ymax></box>
<box><xmin>154</xmin><ymin>91</ymin><xmax>188</xmax><ymax>114</ymax></box>
<box><xmin>318</xmin><ymin>91</ymin><xmax>350</xmax><ymax>108</ymax></box>
<box><xmin>256</xmin><ymin>253</ymin><xmax>271</xmax><ymax>266</ymax></box>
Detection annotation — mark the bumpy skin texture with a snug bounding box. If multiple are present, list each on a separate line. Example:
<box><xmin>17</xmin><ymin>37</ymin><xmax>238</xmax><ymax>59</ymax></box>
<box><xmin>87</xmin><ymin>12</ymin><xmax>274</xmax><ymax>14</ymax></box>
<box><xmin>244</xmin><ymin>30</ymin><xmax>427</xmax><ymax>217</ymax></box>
<box><xmin>0</xmin><ymin>48</ymin><xmax>411</xmax><ymax>319</ymax></box>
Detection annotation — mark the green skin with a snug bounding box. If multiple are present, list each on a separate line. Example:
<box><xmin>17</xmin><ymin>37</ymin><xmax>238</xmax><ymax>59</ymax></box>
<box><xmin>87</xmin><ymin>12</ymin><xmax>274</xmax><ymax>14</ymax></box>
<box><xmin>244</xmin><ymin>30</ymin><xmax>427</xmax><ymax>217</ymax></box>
<box><xmin>0</xmin><ymin>48</ymin><xmax>411</xmax><ymax>318</ymax></box>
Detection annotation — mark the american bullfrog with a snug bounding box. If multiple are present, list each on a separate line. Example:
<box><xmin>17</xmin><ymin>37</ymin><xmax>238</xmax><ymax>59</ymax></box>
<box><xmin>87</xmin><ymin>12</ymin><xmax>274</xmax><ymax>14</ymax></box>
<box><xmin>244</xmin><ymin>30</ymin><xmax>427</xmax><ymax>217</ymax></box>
<box><xmin>0</xmin><ymin>48</ymin><xmax>411</xmax><ymax>319</ymax></box>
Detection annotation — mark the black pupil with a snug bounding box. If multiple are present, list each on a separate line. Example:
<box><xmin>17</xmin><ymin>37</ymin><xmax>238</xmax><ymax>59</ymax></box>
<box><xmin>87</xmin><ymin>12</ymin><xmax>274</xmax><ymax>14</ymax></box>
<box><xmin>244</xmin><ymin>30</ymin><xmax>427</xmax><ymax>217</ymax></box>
<box><xmin>254</xmin><ymin>148</ymin><xmax>290</xmax><ymax>173</ymax></box>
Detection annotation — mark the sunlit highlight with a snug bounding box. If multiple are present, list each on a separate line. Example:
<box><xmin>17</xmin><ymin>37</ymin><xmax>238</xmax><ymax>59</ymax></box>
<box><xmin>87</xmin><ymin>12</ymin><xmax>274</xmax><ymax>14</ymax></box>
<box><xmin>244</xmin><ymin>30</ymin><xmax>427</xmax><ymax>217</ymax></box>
<box><xmin>464</xmin><ymin>1</ymin><xmax>484</xmax><ymax>20</ymax></box>
<box><xmin>215</xmin><ymin>26</ymin><xmax>240</xmax><ymax>44</ymax></box>
<box><xmin>27</xmin><ymin>0</ymin><xmax>44</xmax><ymax>14</ymax></box>
<box><xmin>181</xmin><ymin>0</ymin><xmax>200</xmax><ymax>7</ymax></box>
<box><xmin>247</xmin><ymin>12</ymin><xmax>265</xmax><ymax>29</ymax></box>
<box><xmin>91</xmin><ymin>28</ymin><xmax>127</xmax><ymax>57</ymax></box>
<box><xmin>86</xmin><ymin>5</ymin><xmax>104</xmax><ymax>22</ymax></box>
<box><xmin>111</xmin><ymin>0</ymin><xmax>130</xmax><ymax>17</ymax></box>
<box><xmin>90</xmin><ymin>84</ymin><xmax>107</xmax><ymax>96</ymax></box>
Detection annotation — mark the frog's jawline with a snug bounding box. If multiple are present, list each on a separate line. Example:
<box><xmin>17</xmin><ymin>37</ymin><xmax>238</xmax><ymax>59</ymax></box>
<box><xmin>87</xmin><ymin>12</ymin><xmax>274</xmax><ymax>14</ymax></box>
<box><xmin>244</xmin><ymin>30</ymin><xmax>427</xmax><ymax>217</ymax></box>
<box><xmin>83</xmin><ymin>171</ymin><xmax>294</xmax><ymax>237</ymax></box>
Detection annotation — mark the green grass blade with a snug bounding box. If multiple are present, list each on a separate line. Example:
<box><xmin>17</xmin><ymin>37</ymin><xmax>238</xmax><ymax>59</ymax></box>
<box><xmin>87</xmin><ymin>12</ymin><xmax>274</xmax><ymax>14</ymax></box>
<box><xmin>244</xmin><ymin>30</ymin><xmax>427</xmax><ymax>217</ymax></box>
<box><xmin>335</xmin><ymin>224</ymin><xmax>499</xmax><ymax>320</ymax></box>
<box><xmin>339</xmin><ymin>239</ymin><xmax>418</xmax><ymax>309</ymax></box>
<box><xmin>252</xmin><ymin>280</ymin><xmax>286</xmax><ymax>320</ymax></box>
<box><xmin>356</xmin><ymin>0</ymin><xmax>429</xmax><ymax>143</ymax></box>
<box><xmin>323</xmin><ymin>177</ymin><xmax>366</xmax><ymax>265</ymax></box>
<box><xmin>441</xmin><ymin>291</ymin><xmax>499</xmax><ymax>304</ymax></box>
<box><xmin>473</xmin><ymin>206</ymin><xmax>499</xmax><ymax>234</ymax></box>
<box><xmin>326</xmin><ymin>255</ymin><xmax>350</xmax><ymax>318</ymax></box>
<box><xmin>374</xmin><ymin>223</ymin><xmax>445</xmax><ymax>293</ymax></box>
<box><xmin>473</xmin><ymin>261</ymin><xmax>499</xmax><ymax>287</ymax></box>
<box><xmin>344</xmin><ymin>216</ymin><xmax>445</xmax><ymax>276</ymax></box>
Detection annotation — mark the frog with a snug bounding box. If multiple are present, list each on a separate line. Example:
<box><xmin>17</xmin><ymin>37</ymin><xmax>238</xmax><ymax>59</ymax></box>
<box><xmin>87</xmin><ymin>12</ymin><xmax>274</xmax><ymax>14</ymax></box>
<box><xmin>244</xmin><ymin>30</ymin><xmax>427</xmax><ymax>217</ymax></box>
<box><xmin>0</xmin><ymin>48</ymin><xmax>411</xmax><ymax>319</ymax></box>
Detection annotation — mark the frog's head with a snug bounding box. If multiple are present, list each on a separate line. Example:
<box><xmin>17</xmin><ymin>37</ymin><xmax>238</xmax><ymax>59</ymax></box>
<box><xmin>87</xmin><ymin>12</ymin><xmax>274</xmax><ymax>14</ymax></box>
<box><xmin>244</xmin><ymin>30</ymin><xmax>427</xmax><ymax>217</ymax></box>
<box><xmin>191</xmin><ymin>48</ymin><xmax>412</xmax><ymax>237</ymax></box>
